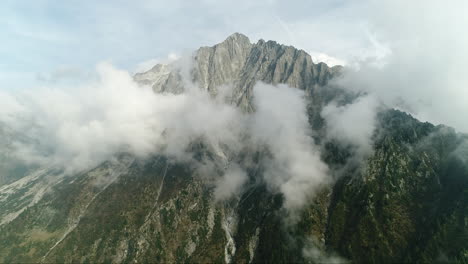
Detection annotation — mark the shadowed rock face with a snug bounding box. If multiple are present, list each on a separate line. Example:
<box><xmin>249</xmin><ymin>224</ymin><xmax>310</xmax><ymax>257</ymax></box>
<box><xmin>0</xmin><ymin>34</ymin><xmax>467</xmax><ymax>263</ymax></box>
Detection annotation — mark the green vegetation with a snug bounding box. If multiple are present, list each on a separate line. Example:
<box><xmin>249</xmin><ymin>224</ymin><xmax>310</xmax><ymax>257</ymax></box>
<box><xmin>0</xmin><ymin>111</ymin><xmax>466</xmax><ymax>263</ymax></box>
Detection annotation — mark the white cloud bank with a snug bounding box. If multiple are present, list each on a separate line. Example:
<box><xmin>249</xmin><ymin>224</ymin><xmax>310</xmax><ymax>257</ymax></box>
<box><xmin>252</xmin><ymin>83</ymin><xmax>329</xmax><ymax>209</ymax></box>
<box><xmin>0</xmin><ymin>61</ymin><xmax>331</xmax><ymax>210</ymax></box>
<box><xmin>321</xmin><ymin>95</ymin><xmax>379</xmax><ymax>158</ymax></box>
<box><xmin>334</xmin><ymin>0</ymin><xmax>468</xmax><ymax>133</ymax></box>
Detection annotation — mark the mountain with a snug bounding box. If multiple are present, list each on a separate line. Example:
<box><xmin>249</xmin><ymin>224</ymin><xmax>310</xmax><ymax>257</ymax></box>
<box><xmin>0</xmin><ymin>33</ymin><xmax>467</xmax><ymax>263</ymax></box>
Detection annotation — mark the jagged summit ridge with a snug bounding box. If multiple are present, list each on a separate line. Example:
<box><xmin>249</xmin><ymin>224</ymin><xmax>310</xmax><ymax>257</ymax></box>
<box><xmin>193</xmin><ymin>33</ymin><xmax>253</xmax><ymax>95</ymax></box>
<box><xmin>135</xmin><ymin>33</ymin><xmax>341</xmax><ymax>111</ymax></box>
<box><xmin>217</xmin><ymin>32</ymin><xmax>251</xmax><ymax>48</ymax></box>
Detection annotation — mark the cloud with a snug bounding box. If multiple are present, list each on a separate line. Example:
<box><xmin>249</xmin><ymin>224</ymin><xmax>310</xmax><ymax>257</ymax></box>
<box><xmin>334</xmin><ymin>0</ymin><xmax>468</xmax><ymax>133</ymax></box>
<box><xmin>0</xmin><ymin>60</ymin><xmax>332</xmax><ymax>211</ymax></box>
<box><xmin>454</xmin><ymin>140</ymin><xmax>468</xmax><ymax>167</ymax></box>
<box><xmin>214</xmin><ymin>164</ymin><xmax>248</xmax><ymax>201</ymax></box>
<box><xmin>1</xmin><ymin>62</ymin><xmax>251</xmax><ymax>174</ymax></box>
<box><xmin>36</xmin><ymin>66</ymin><xmax>91</xmax><ymax>84</ymax></box>
<box><xmin>1</xmin><ymin>63</ymin><xmax>166</xmax><ymax>172</ymax></box>
<box><xmin>251</xmin><ymin>83</ymin><xmax>330</xmax><ymax>209</ymax></box>
<box><xmin>6</xmin><ymin>0</ymin><xmax>467</xmax><ymax>127</ymax></box>
<box><xmin>310</xmin><ymin>52</ymin><xmax>347</xmax><ymax>67</ymax></box>
<box><xmin>133</xmin><ymin>53</ymin><xmax>181</xmax><ymax>73</ymax></box>
<box><xmin>313</xmin><ymin>0</ymin><xmax>468</xmax><ymax>172</ymax></box>
<box><xmin>321</xmin><ymin>95</ymin><xmax>379</xmax><ymax>158</ymax></box>
<box><xmin>302</xmin><ymin>237</ymin><xmax>348</xmax><ymax>264</ymax></box>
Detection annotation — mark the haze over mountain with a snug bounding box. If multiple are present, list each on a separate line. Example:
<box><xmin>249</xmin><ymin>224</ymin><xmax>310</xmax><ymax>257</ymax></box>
<box><xmin>0</xmin><ymin>33</ymin><xmax>467</xmax><ymax>263</ymax></box>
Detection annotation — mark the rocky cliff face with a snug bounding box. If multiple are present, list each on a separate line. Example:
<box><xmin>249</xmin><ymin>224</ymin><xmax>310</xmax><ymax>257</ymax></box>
<box><xmin>0</xmin><ymin>33</ymin><xmax>466</xmax><ymax>263</ymax></box>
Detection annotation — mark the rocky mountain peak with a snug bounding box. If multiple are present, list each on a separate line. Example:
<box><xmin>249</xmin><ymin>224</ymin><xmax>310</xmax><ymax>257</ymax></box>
<box><xmin>192</xmin><ymin>33</ymin><xmax>253</xmax><ymax>94</ymax></box>
<box><xmin>136</xmin><ymin>33</ymin><xmax>342</xmax><ymax>112</ymax></box>
<box><xmin>219</xmin><ymin>32</ymin><xmax>251</xmax><ymax>48</ymax></box>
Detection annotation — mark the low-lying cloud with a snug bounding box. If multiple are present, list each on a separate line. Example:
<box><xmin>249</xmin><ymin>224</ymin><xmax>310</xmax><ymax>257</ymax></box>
<box><xmin>251</xmin><ymin>83</ymin><xmax>329</xmax><ymax>209</ymax></box>
<box><xmin>214</xmin><ymin>163</ymin><xmax>247</xmax><ymax>201</ymax></box>
<box><xmin>321</xmin><ymin>95</ymin><xmax>379</xmax><ymax>159</ymax></box>
<box><xmin>333</xmin><ymin>0</ymin><xmax>468</xmax><ymax>133</ymax></box>
<box><xmin>1</xmin><ymin>63</ymin><xmax>239</xmax><ymax>172</ymax></box>
<box><xmin>0</xmin><ymin>60</ymin><xmax>332</xmax><ymax>210</ymax></box>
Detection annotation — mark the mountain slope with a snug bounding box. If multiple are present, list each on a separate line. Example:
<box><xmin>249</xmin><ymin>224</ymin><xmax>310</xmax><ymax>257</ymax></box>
<box><xmin>327</xmin><ymin>110</ymin><xmax>468</xmax><ymax>263</ymax></box>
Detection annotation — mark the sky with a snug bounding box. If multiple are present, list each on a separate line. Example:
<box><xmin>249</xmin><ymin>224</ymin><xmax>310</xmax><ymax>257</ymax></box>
<box><xmin>1</xmin><ymin>0</ymin><xmax>468</xmax><ymax>132</ymax></box>
<box><xmin>1</xmin><ymin>0</ymin><xmax>377</xmax><ymax>89</ymax></box>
